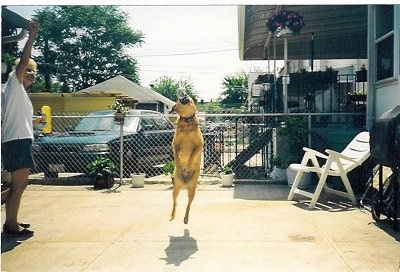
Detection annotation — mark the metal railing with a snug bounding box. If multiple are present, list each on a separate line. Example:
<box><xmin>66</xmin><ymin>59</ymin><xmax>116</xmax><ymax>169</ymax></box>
<box><xmin>250</xmin><ymin>73</ymin><xmax>367</xmax><ymax>114</ymax></box>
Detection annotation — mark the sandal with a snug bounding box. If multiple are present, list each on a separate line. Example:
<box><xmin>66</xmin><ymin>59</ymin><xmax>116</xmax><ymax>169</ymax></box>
<box><xmin>3</xmin><ymin>223</ymin><xmax>30</xmax><ymax>229</ymax></box>
<box><xmin>19</xmin><ymin>223</ymin><xmax>30</xmax><ymax>228</ymax></box>
<box><xmin>3</xmin><ymin>224</ymin><xmax>34</xmax><ymax>237</ymax></box>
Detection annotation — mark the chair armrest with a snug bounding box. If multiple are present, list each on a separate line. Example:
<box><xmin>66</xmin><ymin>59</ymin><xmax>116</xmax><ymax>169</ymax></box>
<box><xmin>289</xmin><ymin>163</ymin><xmax>322</xmax><ymax>173</ymax></box>
<box><xmin>303</xmin><ymin>147</ymin><xmax>328</xmax><ymax>159</ymax></box>
<box><xmin>325</xmin><ymin>149</ymin><xmax>360</xmax><ymax>165</ymax></box>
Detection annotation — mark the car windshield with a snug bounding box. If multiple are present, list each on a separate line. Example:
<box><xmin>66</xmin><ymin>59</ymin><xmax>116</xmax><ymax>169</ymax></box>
<box><xmin>74</xmin><ymin>114</ymin><xmax>140</xmax><ymax>132</ymax></box>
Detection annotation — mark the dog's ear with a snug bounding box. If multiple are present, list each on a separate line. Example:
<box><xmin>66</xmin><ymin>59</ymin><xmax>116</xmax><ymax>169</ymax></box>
<box><xmin>169</xmin><ymin>104</ymin><xmax>177</xmax><ymax>114</ymax></box>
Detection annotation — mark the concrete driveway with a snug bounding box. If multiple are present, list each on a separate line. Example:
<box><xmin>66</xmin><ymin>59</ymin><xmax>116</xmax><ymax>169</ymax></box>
<box><xmin>1</xmin><ymin>182</ymin><xmax>399</xmax><ymax>271</ymax></box>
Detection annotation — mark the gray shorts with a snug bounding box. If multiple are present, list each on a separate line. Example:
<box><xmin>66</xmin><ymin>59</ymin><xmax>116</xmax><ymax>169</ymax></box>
<box><xmin>1</xmin><ymin>139</ymin><xmax>34</xmax><ymax>172</ymax></box>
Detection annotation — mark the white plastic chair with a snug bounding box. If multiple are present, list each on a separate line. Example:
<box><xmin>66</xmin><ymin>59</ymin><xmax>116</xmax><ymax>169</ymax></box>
<box><xmin>287</xmin><ymin>131</ymin><xmax>370</xmax><ymax>208</ymax></box>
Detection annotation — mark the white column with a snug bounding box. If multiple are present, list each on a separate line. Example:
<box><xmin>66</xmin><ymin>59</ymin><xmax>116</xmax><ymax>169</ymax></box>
<box><xmin>283</xmin><ymin>35</ymin><xmax>288</xmax><ymax>114</ymax></box>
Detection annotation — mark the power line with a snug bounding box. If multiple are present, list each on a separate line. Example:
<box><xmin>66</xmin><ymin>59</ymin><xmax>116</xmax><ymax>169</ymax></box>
<box><xmin>133</xmin><ymin>48</ymin><xmax>237</xmax><ymax>57</ymax></box>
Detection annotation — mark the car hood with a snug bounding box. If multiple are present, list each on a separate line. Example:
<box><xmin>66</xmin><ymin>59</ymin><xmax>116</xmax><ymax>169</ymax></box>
<box><xmin>34</xmin><ymin>130</ymin><xmax>134</xmax><ymax>145</ymax></box>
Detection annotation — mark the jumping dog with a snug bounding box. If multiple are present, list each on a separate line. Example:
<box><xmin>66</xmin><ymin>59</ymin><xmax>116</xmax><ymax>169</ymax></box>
<box><xmin>169</xmin><ymin>89</ymin><xmax>204</xmax><ymax>224</ymax></box>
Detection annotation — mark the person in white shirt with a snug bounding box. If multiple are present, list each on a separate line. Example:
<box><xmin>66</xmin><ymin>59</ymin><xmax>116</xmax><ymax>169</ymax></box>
<box><xmin>1</xmin><ymin>19</ymin><xmax>44</xmax><ymax>237</ymax></box>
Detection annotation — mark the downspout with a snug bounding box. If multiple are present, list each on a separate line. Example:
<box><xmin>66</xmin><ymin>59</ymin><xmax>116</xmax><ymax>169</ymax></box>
<box><xmin>366</xmin><ymin>5</ymin><xmax>375</xmax><ymax>130</ymax></box>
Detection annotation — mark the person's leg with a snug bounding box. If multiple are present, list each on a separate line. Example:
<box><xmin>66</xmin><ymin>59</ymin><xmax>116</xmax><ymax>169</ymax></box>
<box><xmin>4</xmin><ymin>168</ymin><xmax>30</xmax><ymax>232</ymax></box>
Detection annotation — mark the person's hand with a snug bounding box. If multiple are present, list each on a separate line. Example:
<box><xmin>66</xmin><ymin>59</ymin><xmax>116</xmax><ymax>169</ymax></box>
<box><xmin>40</xmin><ymin>112</ymin><xmax>46</xmax><ymax>123</ymax></box>
<box><xmin>29</xmin><ymin>19</ymin><xmax>40</xmax><ymax>37</ymax></box>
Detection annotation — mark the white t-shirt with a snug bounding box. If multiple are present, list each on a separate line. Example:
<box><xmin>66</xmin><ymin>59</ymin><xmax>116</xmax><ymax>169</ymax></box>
<box><xmin>1</xmin><ymin>71</ymin><xmax>34</xmax><ymax>143</ymax></box>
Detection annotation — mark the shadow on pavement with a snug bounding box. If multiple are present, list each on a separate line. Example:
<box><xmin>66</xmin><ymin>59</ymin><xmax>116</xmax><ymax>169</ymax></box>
<box><xmin>160</xmin><ymin>229</ymin><xmax>198</xmax><ymax>266</ymax></box>
<box><xmin>233</xmin><ymin>183</ymin><xmax>290</xmax><ymax>201</ymax></box>
<box><xmin>1</xmin><ymin>232</ymin><xmax>33</xmax><ymax>253</ymax></box>
<box><xmin>370</xmin><ymin>218</ymin><xmax>400</xmax><ymax>241</ymax></box>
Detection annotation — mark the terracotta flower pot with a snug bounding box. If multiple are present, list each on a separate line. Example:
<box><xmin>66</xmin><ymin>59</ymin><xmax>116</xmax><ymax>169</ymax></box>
<box><xmin>114</xmin><ymin>112</ymin><xmax>126</xmax><ymax>124</ymax></box>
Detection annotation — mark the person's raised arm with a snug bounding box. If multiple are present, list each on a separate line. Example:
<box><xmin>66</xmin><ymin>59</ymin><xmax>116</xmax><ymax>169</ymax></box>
<box><xmin>16</xmin><ymin>19</ymin><xmax>39</xmax><ymax>81</ymax></box>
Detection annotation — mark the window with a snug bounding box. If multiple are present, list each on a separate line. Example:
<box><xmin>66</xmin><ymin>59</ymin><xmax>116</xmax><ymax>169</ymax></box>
<box><xmin>377</xmin><ymin>35</ymin><xmax>394</xmax><ymax>81</ymax></box>
<box><xmin>140</xmin><ymin>117</ymin><xmax>157</xmax><ymax>131</ymax></box>
<box><xmin>375</xmin><ymin>5</ymin><xmax>394</xmax><ymax>81</ymax></box>
<box><xmin>376</xmin><ymin>5</ymin><xmax>393</xmax><ymax>37</ymax></box>
<box><xmin>155</xmin><ymin>117</ymin><xmax>174</xmax><ymax>130</ymax></box>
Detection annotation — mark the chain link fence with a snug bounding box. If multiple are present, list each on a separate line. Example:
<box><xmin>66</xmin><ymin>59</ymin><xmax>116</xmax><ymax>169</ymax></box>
<box><xmin>31</xmin><ymin>111</ymin><xmax>366</xmax><ymax>181</ymax></box>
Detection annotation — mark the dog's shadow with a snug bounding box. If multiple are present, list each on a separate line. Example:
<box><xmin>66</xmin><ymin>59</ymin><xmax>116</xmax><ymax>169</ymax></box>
<box><xmin>161</xmin><ymin>229</ymin><xmax>198</xmax><ymax>266</ymax></box>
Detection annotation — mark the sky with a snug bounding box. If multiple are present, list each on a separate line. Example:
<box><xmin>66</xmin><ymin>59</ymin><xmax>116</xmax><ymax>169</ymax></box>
<box><xmin>4</xmin><ymin>3</ymin><xmax>278</xmax><ymax>101</ymax></box>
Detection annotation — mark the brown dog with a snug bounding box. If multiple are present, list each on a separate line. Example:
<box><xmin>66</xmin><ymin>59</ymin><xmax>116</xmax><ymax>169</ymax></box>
<box><xmin>169</xmin><ymin>89</ymin><xmax>204</xmax><ymax>224</ymax></box>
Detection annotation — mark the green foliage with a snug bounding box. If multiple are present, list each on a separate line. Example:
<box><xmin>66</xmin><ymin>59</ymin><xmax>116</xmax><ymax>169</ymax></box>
<box><xmin>109</xmin><ymin>100</ymin><xmax>128</xmax><ymax>113</ymax></box>
<box><xmin>162</xmin><ymin>161</ymin><xmax>175</xmax><ymax>176</ymax></box>
<box><xmin>151</xmin><ymin>76</ymin><xmax>197</xmax><ymax>101</ymax></box>
<box><xmin>278</xmin><ymin>116</ymin><xmax>308</xmax><ymax>167</ymax></box>
<box><xmin>218</xmin><ymin>71</ymin><xmax>248</xmax><ymax>107</ymax></box>
<box><xmin>33</xmin><ymin>6</ymin><xmax>144</xmax><ymax>92</ymax></box>
<box><xmin>24</xmin><ymin>74</ymin><xmax>62</xmax><ymax>93</ymax></box>
<box><xmin>196</xmin><ymin>102</ymin><xmax>222</xmax><ymax>114</ymax></box>
<box><xmin>1</xmin><ymin>52</ymin><xmax>17</xmax><ymax>83</ymax></box>
<box><xmin>221</xmin><ymin>165</ymin><xmax>233</xmax><ymax>175</ymax></box>
<box><xmin>1</xmin><ymin>53</ymin><xmax>15</xmax><ymax>69</ymax></box>
<box><xmin>270</xmin><ymin>155</ymin><xmax>285</xmax><ymax>168</ymax></box>
<box><xmin>86</xmin><ymin>157</ymin><xmax>116</xmax><ymax>178</ymax></box>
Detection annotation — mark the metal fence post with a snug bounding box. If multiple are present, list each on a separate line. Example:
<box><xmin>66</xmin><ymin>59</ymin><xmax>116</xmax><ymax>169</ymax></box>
<box><xmin>119</xmin><ymin>122</ymin><xmax>123</xmax><ymax>184</ymax></box>
<box><xmin>308</xmin><ymin>114</ymin><xmax>312</xmax><ymax>148</ymax></box>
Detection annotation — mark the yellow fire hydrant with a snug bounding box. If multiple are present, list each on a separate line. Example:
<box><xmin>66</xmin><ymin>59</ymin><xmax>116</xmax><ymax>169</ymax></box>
<box><xmin>41</xmin><ymin>105</ymin><xmax>52</xmax><ymax>134</ymax></box>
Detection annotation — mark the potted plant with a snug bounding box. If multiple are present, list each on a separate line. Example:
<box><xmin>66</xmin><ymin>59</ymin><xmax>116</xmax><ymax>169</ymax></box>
<box><xmin>269</xmin><ymin>155</ymin><xmax>287</xmax><ymax>182</ymax></box>
<box><xmin>162</xmin><ymin>160</ymin><xmax>175</xmax><ymax>184</ymax></box>
<box><xmin>219</xmin><ymin>165</ymin><xmax>235</xmax><ymax>187</ymax></box>
<box><xmin>86</xmin><ymin>156</ymin><xmax>116</xmax><ymax>189</ymax></box>
<box><xmin>356</xmin><ymin>65</ymin><xmax>367</xmax><ymax>82</ymax></box>
<box><xmin>131</xmin><ymin>172</ymin><xmax>146</xmax><ymax>188</ymax></box>
<box><xmin>110</xmin><ymin>100</ymin><xmax>128</xmax><ymax>124</ymax></box>
<box><xmin>289</xmin><ymin>67</ymin><xmax>338</xmax><ymax>85</ymax></box>
<box><xmin>321</xmin><ymin>66</ymin><xmax>339</xmax><ymax>84</ymax></box>
<box><xmin>277</xmin><ymin>116</ymin><xmax>312</xmax><ymax>188</ymax></box>
<box><xmin>266</xmin><ymin>9</ymin><xmax>305</xmax><ymax>36</ymax></box>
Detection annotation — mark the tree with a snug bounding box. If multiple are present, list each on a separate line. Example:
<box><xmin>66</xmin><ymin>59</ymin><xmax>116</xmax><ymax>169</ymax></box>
<box><xmin>34</xmin><ymin>6</ymin><xmax>144</xmax><ymax>92</ymax></box>
<box><xmin>151</xmin><ymin>76</ymin><xmax>197</xmax><ymax>102</ymax></box>
<box><xmin>197</xmin><ymin>101</ymin><xmax>221</xmax><ymax>114</ymax></box>
<box><xmin>218</xmin><ymin>71</ymin><xmax>248</xmax><ymax>108</ymax></box>
<box><xmin>1</xmin><ymin>17</ymin><xmax>21</xmax><ymax>83</ymax></box>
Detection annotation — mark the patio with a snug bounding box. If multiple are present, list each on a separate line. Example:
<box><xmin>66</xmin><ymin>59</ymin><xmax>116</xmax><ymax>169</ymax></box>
<box><xmin>2</xmin><ymin>181</ymin><xmax>399</xmax><ymax>271</ymax></box>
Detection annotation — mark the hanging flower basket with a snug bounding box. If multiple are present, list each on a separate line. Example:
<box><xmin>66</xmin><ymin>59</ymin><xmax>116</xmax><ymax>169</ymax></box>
<box><xmin>266</xmin><ymin>10</ymin><xmax>305</xmax><ymax>37</ymax></box>
<box><xmin>356</xmin><ymin>65</ymin><xmax>367</xmax><ymax>82</ymax></box>
<box><xmin>110</xmin><ymin>100</ymin><xmax>128</xmax><ymax>125</ymax></box>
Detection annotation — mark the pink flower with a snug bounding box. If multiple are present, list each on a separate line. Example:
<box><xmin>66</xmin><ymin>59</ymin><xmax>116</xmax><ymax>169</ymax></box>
<box><xmin>266</xmin><ymin>10</ymin><xmax>304</xmax><ymax>35</ymax></box>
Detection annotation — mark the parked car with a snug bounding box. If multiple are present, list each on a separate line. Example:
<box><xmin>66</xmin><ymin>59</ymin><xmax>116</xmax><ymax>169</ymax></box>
<box><xmin>200</xmin><ymin>122</ymin><xmax>228</xmax><ymax>133</ymax></box>
<box><xmin>32</xmin><ymin>110</ymin><xmax>174</xmax><ymax>178</ymax></box>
